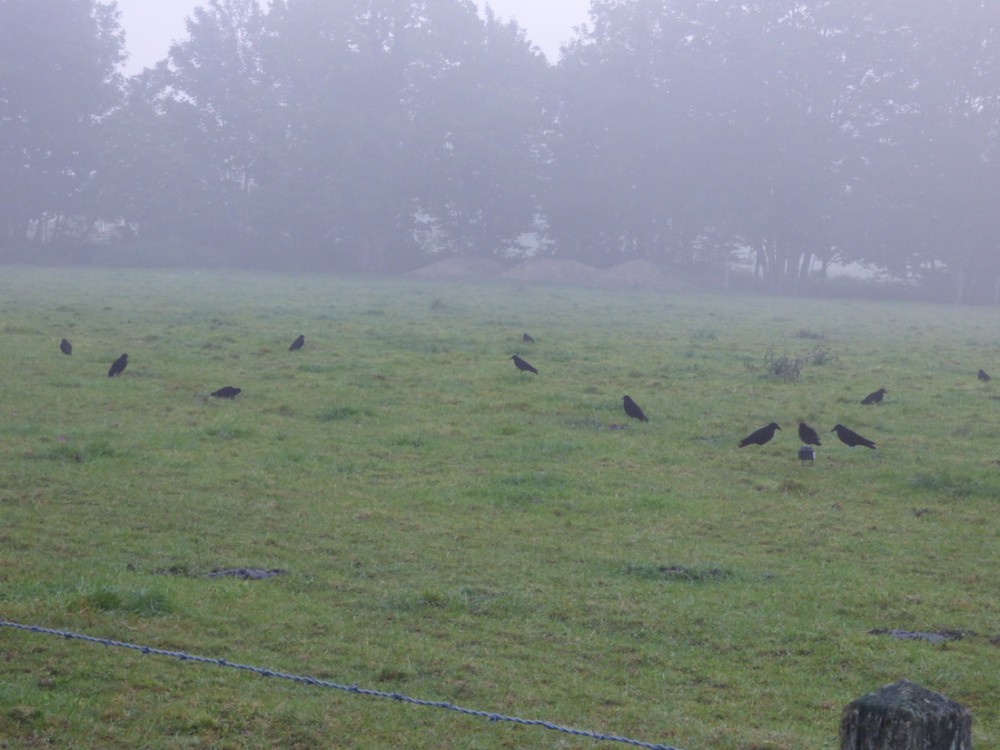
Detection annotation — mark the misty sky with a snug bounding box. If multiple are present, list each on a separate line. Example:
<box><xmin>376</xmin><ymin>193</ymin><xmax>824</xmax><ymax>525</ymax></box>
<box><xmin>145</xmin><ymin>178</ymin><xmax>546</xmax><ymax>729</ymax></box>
<box><xmin>115</xmin><ymin>0</ymin><xmax>592</xmax><ymax>73</ymax></box>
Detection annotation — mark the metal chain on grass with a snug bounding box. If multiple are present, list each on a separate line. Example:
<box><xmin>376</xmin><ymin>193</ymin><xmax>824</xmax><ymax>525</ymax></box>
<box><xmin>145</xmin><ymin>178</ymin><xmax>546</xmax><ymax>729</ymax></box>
<box><xmin>0</xmin><ymin>620</ymin><xmax>683</xmax><ymax>750</ymax></box>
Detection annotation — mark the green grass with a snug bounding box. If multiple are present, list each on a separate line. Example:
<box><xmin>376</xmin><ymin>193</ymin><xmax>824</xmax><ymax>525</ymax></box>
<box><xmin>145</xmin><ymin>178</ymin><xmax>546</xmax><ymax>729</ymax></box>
<box><xmin>2</xmin><ymin>266</ymin><xmax>1000</xmax><ymax>749</ymax></box>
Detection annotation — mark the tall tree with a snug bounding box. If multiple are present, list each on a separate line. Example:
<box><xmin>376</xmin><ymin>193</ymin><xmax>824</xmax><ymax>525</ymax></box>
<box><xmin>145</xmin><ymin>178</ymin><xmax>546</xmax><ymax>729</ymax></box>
<box><xmin>403</xmin><ymin>3</ymin><xmax>550</xmax><ymax>259</ymax></box>
<box><xmin>836</xmin><ymin>0</ymin><xmax>1000</xmax><ymax>301</ymax></box>
<box><xmin>546</xmin><ymin>0</ymin><xmax>848</xmax><ymax>274</ymax></box>
<box><xmin>708</xmin><ymin>0</ymin><xmax>851</xmax><ymax>287</ymax></box>
<box><xmin>138</xmin><ymin>0</ymin><xmax>273</xmax><ymax>264</ymax></box>
<box><xmin>146</xmin><ymin>0</ymin><xmax>551</xmax><ymax>271</ymax></box>
<box><xmin>257</xmin><ymin>0</ymin><xmax>431</xmax><ymax>271</ymax></box>
<box><xmin>0</xmin><ymin>0</ymin><xmax>125</xmax><ymax>254</ymax></box>
<box><xmin>549</xmin><ymin>0</ymin><xmax>721</xmax><ymax>267</ymax></box>
<box><xmin>94</xmin><ymin>69</ymin><xmax>241</xmax><ymax>264</ymax></box>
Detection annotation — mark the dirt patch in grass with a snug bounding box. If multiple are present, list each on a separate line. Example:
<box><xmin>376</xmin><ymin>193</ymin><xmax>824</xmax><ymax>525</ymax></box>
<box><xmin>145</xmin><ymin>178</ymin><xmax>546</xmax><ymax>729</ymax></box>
<box><xmin>206</xmin><ymin>568</ymin><xmax>288</xmax><ymax>580</ymax></box>
<box><xmin>869</xmin><ymin>628</ymin><xmax>967</xmax><ymax>643</ymax></box>
<box><xmin>625</xmin><ymin>563</ymin><xmax>735</xmax><ymax>582</ymax></box>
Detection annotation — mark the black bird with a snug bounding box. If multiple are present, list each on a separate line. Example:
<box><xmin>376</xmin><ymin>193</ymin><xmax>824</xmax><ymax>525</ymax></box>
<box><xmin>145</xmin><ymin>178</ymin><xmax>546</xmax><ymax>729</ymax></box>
<box><xmin>798</xmin><ymin>421</ymin><xmax>821</xmax><ymax>446</ymax></box>
<box><xmin>739</xmin><ymin>422</ymin><xmax>780</xmax><ymax>447</ymax></box>
<box><xmin>510</xmin><ymin>354</ymin><xmax>538</xmax><ymax>374</ymax></box>
<box><xmin>832</xmin><ymin>423</ymin><xmax>876</xmax><ymax>449</ymax></box>
<box><xmin>622</xmin><ymin>395</ymin><xmax>648</xmax><ymax>422</ymax></box>
<box><xmin>59</xmin><ymin>338</ymin><xmax>72</xmax><ymax>355</ymax></box>
<box><xmin>289</xmin><ymin>334</ymin><xmax>305</xmax><ymax>351</ymax></box>
<box><xmin>107</xmin><ymin>353</ymin><xmax>128</xmax><ymax>377</ymax></box>
<box><xmin>861</xmin><ymin>387</ymin><xmax>887</xmax><ymax>405</ymax></box>
<box><xmin>978</xmin><ymin>369</ymin><xmax>991</xmax><ymax>382</ymax></box>
<box><xmin>211</xmin><ymin>386</ymin><xmax>242</xmax><ymax>399</ymax></box>
<box><xmin>522</xmin><ymin>332</ymin><xmax>535</xmax><ymax>343</ymax></box>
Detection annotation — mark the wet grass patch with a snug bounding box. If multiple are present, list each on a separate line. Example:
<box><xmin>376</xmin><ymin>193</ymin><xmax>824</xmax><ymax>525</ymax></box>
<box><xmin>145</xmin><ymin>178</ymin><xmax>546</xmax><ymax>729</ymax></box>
<box><xmin>4</xmin><ymin>268</ymin><xmax>1000</xmax><ymax>749</ymax></box>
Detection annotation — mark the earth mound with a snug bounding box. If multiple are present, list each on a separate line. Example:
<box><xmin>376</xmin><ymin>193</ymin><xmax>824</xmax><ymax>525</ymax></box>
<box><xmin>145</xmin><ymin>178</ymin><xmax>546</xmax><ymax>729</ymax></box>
<box><xmin>500</xmin><ymin>258</ymin><xmax>604</xmax><ymax>286</ymax></box>
<box><xmin>404</xmin><ymin>255</ymin><xmax>504</xmax><ymax>281</ymax></box>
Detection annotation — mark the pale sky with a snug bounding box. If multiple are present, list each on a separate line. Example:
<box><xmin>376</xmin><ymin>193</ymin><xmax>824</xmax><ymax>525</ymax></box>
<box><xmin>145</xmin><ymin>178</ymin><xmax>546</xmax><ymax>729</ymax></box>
<box><xmin>115</xmin><ymin>0</ymin><xmax>592</xmax><ymax>74</ymax></box>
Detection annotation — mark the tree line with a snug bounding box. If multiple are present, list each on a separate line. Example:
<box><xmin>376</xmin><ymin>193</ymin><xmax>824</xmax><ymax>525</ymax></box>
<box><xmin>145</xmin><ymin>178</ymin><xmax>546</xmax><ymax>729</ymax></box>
<box><xmin>2</xmin><ymin>0</ymin><xmax>998</xmax><ymax>301</ymax></box>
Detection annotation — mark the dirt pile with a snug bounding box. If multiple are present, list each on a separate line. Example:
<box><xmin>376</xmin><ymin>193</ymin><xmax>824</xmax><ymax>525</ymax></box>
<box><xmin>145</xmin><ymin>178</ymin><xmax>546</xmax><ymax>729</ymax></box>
<box><xmin>404</xmin><ymin>255</ymin><xmax>504</xmax><ymax>281</ymax></box>
<box><xmin>406</xmin><ymin>255</ymin><xmax>709</xmax><ymax>291</ymax></box>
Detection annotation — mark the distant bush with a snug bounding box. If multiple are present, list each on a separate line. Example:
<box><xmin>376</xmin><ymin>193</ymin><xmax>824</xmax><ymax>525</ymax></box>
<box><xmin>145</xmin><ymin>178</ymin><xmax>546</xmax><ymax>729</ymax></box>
<box><xmin>764</xmin><ymin>348</ymin><xmax>803</xmax><ymax>381</ymax></box>
<box><xmin>794</xmin><ymin>328</ymin><xmax>824</xmax><ymax>340</ymax></box>
<box><xmin>747</xmin><ymin>343</ymin><xmax>836</xmax><ymax>380</ymax></box>
<box><xmin>809</xmin><ymin>345</ymin><xmax>838</xmax><ymax>365</ymax></box>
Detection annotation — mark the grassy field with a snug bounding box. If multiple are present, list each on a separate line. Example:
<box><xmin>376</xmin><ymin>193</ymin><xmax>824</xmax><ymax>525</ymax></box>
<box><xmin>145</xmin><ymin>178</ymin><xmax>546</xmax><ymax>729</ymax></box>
<box><xmin>1</xmin><ymin>265</ymin><xmax>999</xmax><ymax>749</ymax></box>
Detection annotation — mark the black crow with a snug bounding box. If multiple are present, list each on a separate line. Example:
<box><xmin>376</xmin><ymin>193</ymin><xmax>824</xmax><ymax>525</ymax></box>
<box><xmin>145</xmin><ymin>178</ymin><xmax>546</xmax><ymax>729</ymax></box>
<box><xmin>739</xmin><ymin>422</ymin><xmax>780</xmax><ymax>447</ymax></box>
<box><xmin>289</xmin><ymin>334</ymin><xmax>305</xmax><ymax>351</ymax></box>
<box><xmin>798</xmin><ymin>422</ymin><xmax>821</xmax><ymax>446</ymax></box>
<box><xmin>832</xmin><ymin>423</ymin><xmax>876</xmax><ymax>449</ymax></box>
<box><xmin>861</xmin><ymin>387</ymin><xmax>887</xmax><ymax>405</ymax></box>
<box><xmin>211</xmin><ymin>386</ymin><xmax>242</xmax><ymax>399</ymax></box>
<box><xmin>60</xmin><ymin>338</ymin><xmax>72</xmax><ymax>355</ymax></box>
<box><xmin>522</xmin><ymin>333</ymin><xmax>535</xmax><ymax>343</ymax></box>
<box><xmin>107</xmin><ymin>353</ymin><xmax>128</xmax><ymax>377</ymax></box>
<box><xmin>978</xmin><ymin>369</ymin><xmax>991</xmax><ymax>382</ymax></box>
<box><xmin>510</xmin><ymin>354</ymin><xmax>538</xmax><ymax>374</ymax></box>
<box><xmin>622</xmin><ymin>395</ymin><xmax>648</xmax><ymax>422</ymax></box>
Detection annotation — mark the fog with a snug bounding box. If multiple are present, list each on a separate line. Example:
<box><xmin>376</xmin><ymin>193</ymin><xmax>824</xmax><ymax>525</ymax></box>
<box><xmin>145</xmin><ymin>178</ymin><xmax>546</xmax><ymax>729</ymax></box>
<box><xmin>116</xmin><ymin>0</ymin><xmax>591</xmax><ymax>73</ymax></box>
<box><xmin>2</xmin><ymin>1</ymin><xmax>998</xmax><ymax>304</ymax></box>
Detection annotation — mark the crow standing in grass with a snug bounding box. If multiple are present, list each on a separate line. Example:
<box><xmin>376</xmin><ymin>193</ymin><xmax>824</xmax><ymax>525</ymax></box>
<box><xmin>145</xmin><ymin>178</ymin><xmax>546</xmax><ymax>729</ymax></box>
<box><xmin>798</xmin><ymin>422</ymin><xmax>821</xmax><ymax>446</ymax></box>
<box><xmin>522</xmin><ymin>332</ymin><xmax>535</xmax><ymax>343</ymax></box>
<box><xmin>739</xmin><ymin>422</ymin><xmax>780</xmax><ymax>447</ymax></box>
<box><xmin>832</xmin><ymin>424</ymin><xmax>876</xmax><ymax>449</ymax></box>
<box><xmin>211</xmin><ymin>386</ymin><xmax>242</xmax><ymax>399</ymax></box>
<box><xmin>622</xmin><ymin>395</ymin><xmax>648</xmax><ymax>422</ymax></box>
<box><xmin>861</xmin><ymin>387</ymin><xmax>887</xmax><ymax>405</ymax></box>
<box><xmin>510</xmin><ymin>354</ymin><xmax>538</xmax><ymax>374</ymax></box>
<box><xmin>979</xmin><ymin>369</ymin><xmax>991</xmax><ymax>382</ymax></box>
<box><xmin>289</xmin><ymin>334</ymin><xmax>305</xmax><ymax>351</ymax></box>
<box><xmin>107</xmin><ymin>353</ymin><xmax>128</xmax><ymax>377</ymax></box>
<box><xmin>59</xmin><ymin>338</ymin><xmax>72</xmax><ymax>355</ymax></box>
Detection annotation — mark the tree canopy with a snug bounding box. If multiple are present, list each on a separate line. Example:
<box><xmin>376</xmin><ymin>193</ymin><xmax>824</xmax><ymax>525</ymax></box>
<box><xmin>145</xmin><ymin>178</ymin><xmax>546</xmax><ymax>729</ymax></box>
<box><xmin>0</xmin><ymin>0</ymin><xmax>125</xmax><ymax>255</ymax></box>
<box><xmin>1</xmin><ymin>0</ymin><xmax>998</xmax><ymax>301</ymax></box>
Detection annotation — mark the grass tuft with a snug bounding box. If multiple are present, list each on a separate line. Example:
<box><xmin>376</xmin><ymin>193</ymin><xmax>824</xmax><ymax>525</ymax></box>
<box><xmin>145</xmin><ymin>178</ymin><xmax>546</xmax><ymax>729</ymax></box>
<box><xmin>78</xmin><ymin>586</ymin><xmax>175</xmax><ymax>616</ymax></box>
<box><xmin>317</xmin><ymin>406</ymin><xmax>368</xmax><ymax>421</ymax></box>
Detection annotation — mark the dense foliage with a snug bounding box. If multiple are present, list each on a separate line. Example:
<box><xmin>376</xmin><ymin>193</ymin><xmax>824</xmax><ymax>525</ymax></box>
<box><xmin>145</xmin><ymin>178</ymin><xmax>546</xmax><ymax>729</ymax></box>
<box><xmin>1</xmin><ymin>0</ymin><xmax>998</xmax><ymax>298</ymax></box>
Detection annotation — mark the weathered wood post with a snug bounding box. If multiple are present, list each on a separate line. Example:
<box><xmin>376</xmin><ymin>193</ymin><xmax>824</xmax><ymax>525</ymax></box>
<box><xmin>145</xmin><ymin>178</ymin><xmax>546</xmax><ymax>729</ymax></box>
<box><xmin>840</xmin><ymin>678</ymin><xmax>972</xmax><ymax>749</ymax></box>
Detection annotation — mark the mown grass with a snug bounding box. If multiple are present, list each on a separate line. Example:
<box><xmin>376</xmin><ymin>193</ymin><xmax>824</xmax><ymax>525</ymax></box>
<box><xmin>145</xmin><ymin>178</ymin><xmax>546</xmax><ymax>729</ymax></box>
<box><xmin>2</xmin><ymin>266</ymin><xmax>1000</xmax><ymax>749</ymax></box>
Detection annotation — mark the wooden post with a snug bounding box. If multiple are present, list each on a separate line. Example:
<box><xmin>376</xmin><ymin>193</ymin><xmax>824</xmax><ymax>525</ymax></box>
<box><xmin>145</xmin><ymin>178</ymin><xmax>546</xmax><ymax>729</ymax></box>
<box><xmin>840</xmin><ymin>678</ymin><xmax>972</xmax><ymax>750</ymax></box>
